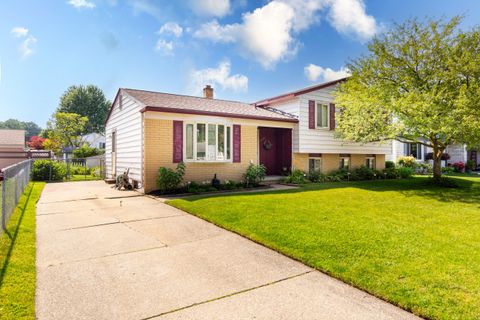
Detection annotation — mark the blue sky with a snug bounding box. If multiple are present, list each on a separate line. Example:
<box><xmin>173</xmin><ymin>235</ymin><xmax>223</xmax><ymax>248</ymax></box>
<box><xmin>1</xmin><ymin>0</ymin><xmax>480</xmax><ymax>128</ymax></box>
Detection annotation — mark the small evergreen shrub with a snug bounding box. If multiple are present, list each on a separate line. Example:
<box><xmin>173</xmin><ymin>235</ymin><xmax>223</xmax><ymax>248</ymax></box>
<box><xmin>350</xmin><ymin>166</ymin><xmax>377</xmax><ymax>181</ymax></box>
<box><xmin>442</xmin><ymin>166</ymin><xmax>455</xmax><ymax>174</ymax></box>
<box><xmin>396</xmin><ymin>166</ymin><xmax>414</xmax><ymax>179</ymax></box>
<box><xmin>385</xmin><ymin>161</ymin><xmax>395</xmax><ymax>169</ymax></box>
<box><xmin>243</xmin><ymin>164</ymin><xmax>266</xmax><ymax>187</ymax></box>
<box><xmin>32</xmin><ymin>160</ymin><xmax>66</xmax><ymax>181</ymax></box>
<box><xmin>156</xmin><ymin>162</ymin><xmax>186</xmax><ymax>193</ymax></box>
<box><xmin>284</xmin><ymin>169</ymin><xmax>308</xmax><ymax>184</ymax></box>
<box><xmin>466</xmin><ymin>160</ymin><xmax>475</xmax><ymax>172</ymax></box>
<box><xmin>308</xmin><ymin>170</ymin><xmax>327</xmax><ymax>183</ymax></box>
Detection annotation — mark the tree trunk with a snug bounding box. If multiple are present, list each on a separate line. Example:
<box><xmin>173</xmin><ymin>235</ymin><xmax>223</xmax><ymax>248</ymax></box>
<box><xmin>432</xmin><ymin>146</ymin><xmax>443</xmax><ymax>184</ymax></box>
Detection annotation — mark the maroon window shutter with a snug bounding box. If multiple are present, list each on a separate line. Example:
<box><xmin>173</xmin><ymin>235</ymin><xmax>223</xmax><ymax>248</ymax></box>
<box><xmin>173</xmin><ymin>121</ymin><xmax>183</xmax><ymax>163</ymax></box>
<box><xmin>233</xmin><ymin>124</ymin><xmax>241</xmax><ymax>163</ymax></box>
<box><xmin>308</xmin><ymin>100</ymin><xmax>315</xmax><ymax>129</ymax></box>
<box><xmin>329</xmin><ymin>103</ymin><xmax>336</xmax><ymax>130</ymax></box>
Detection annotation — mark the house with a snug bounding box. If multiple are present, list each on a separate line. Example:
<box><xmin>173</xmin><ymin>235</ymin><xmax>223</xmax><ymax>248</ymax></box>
<box><xmin>105</xmin><ymin>80</ymin><xmax>390</xmax><ymax>192</ymax></box>
<box><xmin>0</xmin><ymin>129</ymin><xmax>26</xmax><ymax>169</ymax></box>
<box><xmin>82</xmin><ymin>132</ymin><xmax>106</xmax><ymax>149</ymax></box>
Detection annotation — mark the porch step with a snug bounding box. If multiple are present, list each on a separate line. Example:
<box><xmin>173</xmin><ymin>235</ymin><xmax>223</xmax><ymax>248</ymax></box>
<box><xmin>264</xmin><ymin>175</ymin><xmax>285</xmax><ymax>184</ymax></box>
<box><xmin>104</xmin><ymin>178</ymin><xmax>116</xmax><ymax>184</ymax></box>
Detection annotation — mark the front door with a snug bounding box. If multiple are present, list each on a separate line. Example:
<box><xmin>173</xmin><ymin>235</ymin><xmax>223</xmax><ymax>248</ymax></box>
<box><xmin>258</xmin><ymin>127</ymin><xmax>292</xmax><ymax>175</ymax></box>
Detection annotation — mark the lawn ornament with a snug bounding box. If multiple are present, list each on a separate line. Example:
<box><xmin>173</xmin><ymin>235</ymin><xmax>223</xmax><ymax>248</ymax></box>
<box><xmin>115</xmin><ymin>168</ymin><xmax>133</xmax><ymax>190</ymax></box>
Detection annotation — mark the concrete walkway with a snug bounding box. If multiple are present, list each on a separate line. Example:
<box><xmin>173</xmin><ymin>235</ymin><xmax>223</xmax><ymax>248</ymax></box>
<box><xmin>36</xmin><ymin>181</ymin><xmax>421</xmax><ymax>320</ymax></box>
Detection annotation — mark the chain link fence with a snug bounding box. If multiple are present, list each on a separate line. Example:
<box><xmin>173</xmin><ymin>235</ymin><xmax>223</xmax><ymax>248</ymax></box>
<box><xmin>1</xmin><ymin>159</ymin><xmax>32</xmax><ymax>233</ymax></box>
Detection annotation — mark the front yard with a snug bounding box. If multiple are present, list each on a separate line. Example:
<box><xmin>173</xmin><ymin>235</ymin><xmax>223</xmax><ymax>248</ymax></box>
<box><xmin>169</xmin><ymin>176</ymin><xmax>480</xmax><ymax>320</ymax></box>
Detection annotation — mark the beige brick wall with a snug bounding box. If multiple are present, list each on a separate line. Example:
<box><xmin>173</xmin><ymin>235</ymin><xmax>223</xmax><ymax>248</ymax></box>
<box><xmin>292</xmin><ymin>153</ymin><xmax>386</xmax><ymax>174</ymax></box>
<box><xmin>143</xmin><ymin>118</ymin><xmax>259</xmax><ymax>192</ymax></box>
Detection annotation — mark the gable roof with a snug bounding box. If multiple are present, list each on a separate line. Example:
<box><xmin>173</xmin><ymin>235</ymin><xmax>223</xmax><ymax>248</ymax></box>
<box><xmin>254</xmin><ymin>77</ymin><xmax>348</xmax><ymax>107</ymax></box>
<box><xmin>109</xmin><ymin>88</ymin><xmax>298</xmax><ymax>123</ymax></box>
<box><xmin>0</xmin><ymin>129</ymin><xmax>25</xmax><ymax>148</ymax></box>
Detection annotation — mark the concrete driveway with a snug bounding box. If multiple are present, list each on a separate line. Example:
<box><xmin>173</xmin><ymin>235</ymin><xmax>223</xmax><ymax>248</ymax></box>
<box><xmin>36</xmin><ymin>181</ymin><xmax>420</xmax><ymax>320</ymax></box>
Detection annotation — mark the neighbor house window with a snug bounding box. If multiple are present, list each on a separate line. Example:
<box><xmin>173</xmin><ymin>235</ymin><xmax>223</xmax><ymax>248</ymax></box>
<box><xmin>316</xmin><ymin>103</ymin><xmax>329</xmax><ymax>128</ymax></box>
<box><xmin>339</xmin><ymin>155</ymin><xmax>350</xmax><ymax>169</ymax></box>
<box><xmin>185</xmin><ymin>123</ymin><xmax>232</xmax><ymax>162</ymax></box>
<box><xmin>365</xmin><ymin>156</ymin><xmax>376</xmax><ymax>169</ymax></box>
<box><xmin>406</xmin><ymin>143</ymin><xmax>422</xmax><ymax>160</ymax></box>
<box><xmin>309</xmin><ymin>157</ymin><xmax>322</xmax><ymax>173</ymax></box>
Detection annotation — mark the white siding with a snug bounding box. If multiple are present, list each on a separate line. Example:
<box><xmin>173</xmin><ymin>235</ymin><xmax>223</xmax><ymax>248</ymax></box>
<box><xmin>105</xmin><ymin>91</ymin><xmax>143</xmax><ymax>183</ymax></box>
<box><xmin>446</xmin><ymin>144</ymin><xmax>467</xmax><ymax>163</ymax></box>
<box><xmin>296</xmin><ymin>86</ymin><xmax>391</xmax><ymax>154</ymax></box>
<box><xmin>268</xmin><ymin>99</ymin><xmax>300</xmax><ymax>152</ymax></box>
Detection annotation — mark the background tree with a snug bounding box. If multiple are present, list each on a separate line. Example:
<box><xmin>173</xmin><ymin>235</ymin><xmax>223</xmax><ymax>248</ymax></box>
<box><xmin>45</xmin><ymin>113</ymin><xmax>88</xmax><ymax>151</ymax></box>
<box><xmin>56</xmin><ymin>85</ymin><xmax>111</xmax><ymax>134</ymax></box>
<box><xmin>0</xmin><ymin>118</ymin><xmax>42</xmax><ymax>140</ymax></box>
<box><xmin>27</xmin><ymin>136</ymin><xmax>47</xmax><ymax>150</ymax></box>
<box><xmin>335</xmin><ymin>16</ymin><xmax>480</xmax><ymax>183</ymax></box>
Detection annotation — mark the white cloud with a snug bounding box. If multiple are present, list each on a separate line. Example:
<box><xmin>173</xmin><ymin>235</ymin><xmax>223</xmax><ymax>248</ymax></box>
<box><xmin>194</xmin><ymin>1</ymin><xmax>297</xmax><ymax>69</ymax></box>
<box><xmin>129</xmin><ymin>0</ymin><xmax>163</xmax><ymax>20</ymax></box>
<box><xmin>304</xmin><ymin>64</ymin><xmax>350</xmax><ymax>82</ymax></box>
<box><xmin>327</xmin><ymin>0</ymin><xmax>378</xmax><ymax>40</ymax></box>
<box><xmin>68</xmin><ymin>0</ymin><xmax>96</xmax><ymax>9</ymax></box>
<box><xmin>277</xmin><ymin>0</ymin><xmax>327</xmax><ymax>32</ymax></box>
<box><xmin>190</xmin><ymin>0</ymin><xmax>230</xmax><ymax>17</ymax></box>
<box><xmin>11</xmin><ymin>27</ymin><xmax>29</xmax><ymax>38</ymax></box>
<box><xmin>11</xmin><ymin>27</ymin><xmax>37</xmax><ymax>58</ymax></box>
<box><xmin>155</xmin><ymin>39</ymin><xmax>174</xmax><ymax>55</ymax></box>
<box><xmin>158</xmin><ymin>22</ymin><xmax>183</xmax><ymax>38</ymax></box>
<box><xmin>189</xmin><ymin>60</ymin><xmax>248</xmax><ymax>94</ymax></box>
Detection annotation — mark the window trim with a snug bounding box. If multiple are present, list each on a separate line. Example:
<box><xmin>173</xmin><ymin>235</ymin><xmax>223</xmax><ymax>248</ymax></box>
<box><xmin>339</xmin><ymin>156</ymin><xmax>350</xmax><ymax>169</ymax></box>
<box><xmin>183</xmin><ymin>122</ymin><xmax>233</xmax><ymax>163</ymax></box>
<box><xmin>315</xmin><ymin>101</ymin><xmax>330</xmax><ymax>129</ymax></box>
<box><xmin>407</xmin><ymin>143</ymin><xmax>423</xmax><ymax>160</ymax></box>
<box><xmin>365</xmin><ymin>156</ymin><xmax>376</xmax><ymax>169</ymax></box>
<box><xmin>308</xmin><ymin>156</ymin><xmax>322</xmax><ymax>173</ymax></box>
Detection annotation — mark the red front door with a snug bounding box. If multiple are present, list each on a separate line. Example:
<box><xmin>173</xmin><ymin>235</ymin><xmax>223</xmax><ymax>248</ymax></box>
<box><xmin>258</xmin><ymin>127</ymin><xmax>292</xmax><ymax>175</ymax></box>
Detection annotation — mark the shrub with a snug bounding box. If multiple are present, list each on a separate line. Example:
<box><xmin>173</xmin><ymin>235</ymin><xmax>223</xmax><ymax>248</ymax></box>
<box><xmin>69</xmin><ymin>165</ymin><xmax>92</xmax><ymax>175</ymax></box>
<box><xmin>156</xmin><ymin>162</ymin><xmax>186</xmax><ymax>193</ymax></box>
<box><xmin>382</xmin><ymin>167</ymin><xmax>398</xmax><ymax>179</ymax></box>
<box><xmin>396</xmin><ymin>166</ymin><xmax>414</xmax><ymax>179</ymax></box>
<box><xmin>329</xmin><ymin>168</ymin><xmax>350</xmax><ymax>180</ymax></box>
<box><xmin>308</xmin><ymin>170</ymin><xmax>327</xmax><ymax>183</ymax></box>
<box><xmin>284</xmin><ymin>169</ymin><xmax>308</xmax><ymax>184</ymax></box>
<box><xmin>385</xmin><ymin>161</ymin><xmax>395</xmax><ymax>169</ymax></box>
<box><xmin>466</xmin><ymin>160</ymin><xmax>475</xmax><ymax>172</ymax></box>
<box><xmin>243</xmin><ymin>164</ymin><xmax>266</xmax><ymax>187</ymax></box>
<box><xmin>416</xmin><ymin>163</ymin><xmax>432</xmax><ymax>175</ymax></box>
<box><xmin>32</xmin><ymin>160</ymin><xmax>66</xmax><ymax>181</ymax></box>
<box><xmin>452</xmin><ymin>162</ymin><xmax>465</xmax><ymax>173</ymax></box>
<box><xmin>442</xmin><ymin>166</ymin><xmax>455</xmax><ymax>174</ymax></box>
<box><xmin>350</xmin><ymin>166</ymin><xmax>377</xmax><ymax>181</ymax></box>
<box><xmin>73</xmin><ymin>144</ymin><xmax>103</xmax><ymax>158</ymax></box>
<box><xmin>398</xmin><ymin>156</ymin><xmax>417</xmax><ymax>168</ymax></box>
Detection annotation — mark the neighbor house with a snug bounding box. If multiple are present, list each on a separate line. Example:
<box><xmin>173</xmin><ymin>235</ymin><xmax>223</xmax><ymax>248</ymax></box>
<box><xmin>0</xmin><ymin>129</ymin><xmax>26</xmax><ymax>169</ymax></box>
<box><xmin>105</xmin><ymin>80</ymin><xmax>390</xmax><ymax>192</ymax></box>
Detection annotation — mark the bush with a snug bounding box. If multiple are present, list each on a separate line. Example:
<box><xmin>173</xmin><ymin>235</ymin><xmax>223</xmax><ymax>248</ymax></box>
<box><xmin>285</xmin><ymin>169</ymin><xmax>308</xmax><ymax>184</ymax></box>
<box><xmin>243</xmin><ymin>164</ymin><xmax>266</xmax><ymax>187</ymax></box>
<box><xmin>452</xmin><ymin>162</ymin><xmax>465</xmax><ymax>173</ymax></box>
<box><xmin>156</xmin><ymin>162</ymin><xmax>186</xmax><ymax>193</ymax></box>
<box><xmin>32</xmin><ymin>160</ymin><xmax>66</xmax><ymax>181</ymax></box>
<box><xmin>382</xmin><ymin>167</ymin><xmax>398</xmax><ymax>179</ymax></box>
<box><xmin>73</xmin><ymin>144</ymin><xmax>103</xmax><ymax>158</ymax></box>
<box><xmin>396</xmin><ymin>166</ymin><xmax>414</xmax><ymax>179</ymax></box>
<box><xmin>350</xmin><ymin>166</ymin><xmax>377</xmax><ymax>181</ymax></box>
<box><xmin>416</xmin><ymin>163</ymin><xmax>432</xmax><ymax>175</ymax></box>
<box><xmin>442</xmin><ymin>166</ymin><xmax>455</xmax><ymax>174</ymax></box>
<box><xmin>329</xmin><ymin>168</ymin><xmax>350</xmax><ymax>180</ymax></box>
<box><xmin>308</xmin><ymin>170</ymin><xmax>328</xmax><ymax>183</ymax></box>
<box><xmin>398</xmin><ymin>156</ymin><xmax>417</xmax><ymax>168</ymax></box>
<box><xmin>385</xmin><ymin>161</ymin><xmax>395</xmax><ymax>169</ymax></box>
<box><xmin>466</xmin><ymin>160</ymin><xmax>475</xmax><ymax>172</ymax></box>
<box><xmin>69</xmin><ymin>165</ymin><xmax>92</xmax><ymax>175</ymax></box>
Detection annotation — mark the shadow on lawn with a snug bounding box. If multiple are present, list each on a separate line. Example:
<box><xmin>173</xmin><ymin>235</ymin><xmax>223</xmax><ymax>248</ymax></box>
<box><xmin>0</xmin><ymin>184</ymin><xmax>33</xmax><ymax>287</ymax></box>
<box><xmin>177</xmin><ymin>176</ymin><xmax>480</xmax><ymax>206</ymax></box>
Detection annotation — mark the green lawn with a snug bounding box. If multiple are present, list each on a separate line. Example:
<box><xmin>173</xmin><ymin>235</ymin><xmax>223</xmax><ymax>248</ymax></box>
<box><xmin>168</xmin><ymin>176</ymin><xmax>480</xmax><ymax>320</ymax></box>
<box><xmin>0</xmin><ymin>182</ymin><xmax>45</xmax><ymax>320</ymax></box>
<box><xmin>65</xmin><ymin>174</ymin><xmax>101</xmax><ymax>182</ymax></box>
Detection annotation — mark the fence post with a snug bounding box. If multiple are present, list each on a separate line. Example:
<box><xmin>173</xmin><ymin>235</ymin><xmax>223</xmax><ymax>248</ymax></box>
<box><xmin>1</xmin><ymin>171</ymin><xmax>6</xmax><ymax>231</ymax></box>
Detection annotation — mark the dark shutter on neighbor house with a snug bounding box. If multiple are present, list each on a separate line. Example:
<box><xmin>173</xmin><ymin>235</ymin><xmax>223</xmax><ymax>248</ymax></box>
<box><xmin>173</xmin><ymin>120</ymin><xmax>183</xmax><ymax>163</ymax></box>
<box><xmin>233</xmin><ymin>124</ymin><xmax>241</xmax><ymax>163</ymax></box>
<box><xmin>308</xmin><ymin>100</ymin><xmax>315</xmax><ymax>129</ymax></box>
<box><xmin>329</xmin><ymin>103</ymin><xmax>336</xmax><ymax>130</ymax></box>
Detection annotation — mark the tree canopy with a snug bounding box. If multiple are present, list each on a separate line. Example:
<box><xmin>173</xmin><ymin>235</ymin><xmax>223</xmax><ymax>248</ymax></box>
<box><xmin>335</xmin><ymin>16</ymin><xmax>480</xmax><ymax>182</ymax></box>
<box><xmin>0</xmin><ymin>119</ymin><xmax>42</xmax><ymax>140</ymax></box>
<box><xmin>56</xmin><ymin>85</ymin><xmax>111</xmax><ymax>134</ymax></box>
<box><xmin>45</xmin><ymin>112</ymin><xmax>88</xmax><ymax>154</ymax></box>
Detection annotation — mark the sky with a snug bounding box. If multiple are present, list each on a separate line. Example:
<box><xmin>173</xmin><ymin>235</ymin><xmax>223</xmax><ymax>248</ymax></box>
<box><xmin>1</xmin><ymin>0</ymin><xmax>480</xmax><ymax>128</ymax></box>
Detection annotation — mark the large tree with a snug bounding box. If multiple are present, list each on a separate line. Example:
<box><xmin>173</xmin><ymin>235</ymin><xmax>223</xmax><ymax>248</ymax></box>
<box><xmin>57</xmin><ymin>85</ymin><xmax>111</xmax><ymax>133</ymax></box>
<box><xmin>45</xmin><ymin>112</ymin><xmax>88</xmax><ymax>153</ymax></box>
<box><xmin>0</xmin><ymin>118</ymin><xmax>42</xmax><ymax>140</ymax></box>
<box><xmin>335</xmin><ymin>17</ymin><xmax>480</xmax><ymax>183</ymax></box>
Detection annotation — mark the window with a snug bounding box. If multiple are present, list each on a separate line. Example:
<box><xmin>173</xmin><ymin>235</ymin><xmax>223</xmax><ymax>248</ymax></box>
<box><xmin>99</xmin><ymin>142</ymin><xmax>106</xmax><ymax>149</ymax></box>
<box><xmin>365</xmin><ymin>156</ymin><xmax>376</xmax><ymax>169</ymax></box>
<box><xmin>339</xmin><ymin>156</ymin><xmax>350</xmax><ymax>169</ymax></box>
<box><xmin>316</xmin><ymin>103</ymin><xmax>329</xmax><ymax>128</ymax></box>
<box><xmin>406</xmin><ymin>143</ymin><xmax>422</xmax><ymax>160</ymax></box>
<box><xmin>185</xmin><ymin>123</ymin><xmax>232</xmax><ymax>162</ymax></box>
<box><xmin>309</xmin><ymin>157</ymin><xmax>322</xmax><ymax>173</ymax></box>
